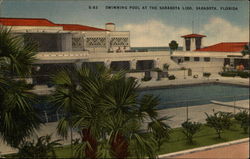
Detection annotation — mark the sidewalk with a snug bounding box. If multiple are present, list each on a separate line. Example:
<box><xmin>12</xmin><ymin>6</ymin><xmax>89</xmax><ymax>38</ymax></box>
<box><xmin>159</xmin><ymin>138</ymin><xmax>249</xmax><ymax>159</ymax></box>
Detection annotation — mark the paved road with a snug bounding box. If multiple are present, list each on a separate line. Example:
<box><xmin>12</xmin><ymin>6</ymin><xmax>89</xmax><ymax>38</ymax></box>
<box><xmin>171</xmin><ymin>142</ymin><xmax>249</xmax><ymax>159</ymax></box>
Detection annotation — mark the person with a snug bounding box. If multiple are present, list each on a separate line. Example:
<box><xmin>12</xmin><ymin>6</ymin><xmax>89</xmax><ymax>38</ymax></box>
<box><xmin>236</xmin><ymin>65</ymin><xmax>240</xmax><ymax>71</ymax></box>
<box><xmin>239</xmin><ymin>64</ymin><xmax>245</xmax><ymax>71</ymax></box>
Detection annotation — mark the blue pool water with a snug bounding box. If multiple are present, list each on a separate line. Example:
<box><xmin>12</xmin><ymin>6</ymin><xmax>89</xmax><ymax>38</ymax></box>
<box><xmin>36</xmin><ymin>83</ymin><xmax>249</xmax><ymax>122</ymax></box>
<box><xmin>139</xmin><ymin>83</ymin><xmax>249</xmax><ymax>109</ymax></box>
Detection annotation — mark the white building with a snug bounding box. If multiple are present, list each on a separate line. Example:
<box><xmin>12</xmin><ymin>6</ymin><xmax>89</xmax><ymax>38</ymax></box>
<box><xmin>171</xmin><ymin>33</ymin><xmax>249</xmax><ymax>77</ymax></box>
<box><xmin>1</xmin><ymin>17</ymin><xmax>181</xmax><ymax>83</ymax></box>
<box><xmin>0</xmin><ymin>18</ymin><xmax>249</xmax><ymax>83</ymax></box>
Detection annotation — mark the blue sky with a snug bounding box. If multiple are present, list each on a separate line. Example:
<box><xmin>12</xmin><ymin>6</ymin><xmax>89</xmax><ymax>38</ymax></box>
<box><xmin>2</xmin><ymin>0</ymin><xmax>249</xmax><ymax>47</ymax></box>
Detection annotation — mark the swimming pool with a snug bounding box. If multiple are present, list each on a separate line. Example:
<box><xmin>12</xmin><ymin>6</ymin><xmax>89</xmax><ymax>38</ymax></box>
<box><xmin>139</xmin><ymin>83</ymin><xmax>249</xmax><ymax>109</ymax></box>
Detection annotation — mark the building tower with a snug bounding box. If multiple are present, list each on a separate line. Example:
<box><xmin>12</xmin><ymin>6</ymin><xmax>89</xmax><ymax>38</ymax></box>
<box><xmin>181</xmin><ymin>34</ymin><xmax>206</xmax><ymax>51</ymax></box>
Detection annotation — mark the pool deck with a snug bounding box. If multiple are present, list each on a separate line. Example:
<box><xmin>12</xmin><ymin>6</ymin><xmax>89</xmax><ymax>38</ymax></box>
<box><xmin>139</xmin><ymin>76</ymin><xmax>249</xmax><ymax>89</ymax></box>
<box><xmin>0</xmin><ymin>77</ymin><xmax>249</xmax><ymax>155</ymax></box>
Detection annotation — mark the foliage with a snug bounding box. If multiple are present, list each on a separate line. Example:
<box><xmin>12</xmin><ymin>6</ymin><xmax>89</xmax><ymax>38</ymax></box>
<box><xmin>0</xmin><ymin>26</ymin><xmax>41</xmax><ymax>147</ymax></box>
<box><xmin>50</xmin><ymin>65</ymin><xmax>171</xmax><ymax>158</ymax></box>
<box><xmin>168</xmin><ymin>75</ymin><xmax>176</xmax><ymax>80</ymax></box>
<box><xmin>203</xmin><ymin>72</ymin><xmax>211</xmax><ymax>78</ymax></box>
<box><xmin>17</xmin><ymin>135</ymin><xmax>62</xmax><ymax>159</ymax></box>
<box><xmin>45</xmin><ymin>122</ymin><xmax>248</xmax><ymax>158</ymax></box>
<box><xmin>169</xmin><ymin>40</ymin><xmax>179</xmax><ymax>53</ymax></box>
<box><xmin>205</xmin><ymin>111</ymin><xmax>233</xmax><ymax>138</ymax></box>
<box><xmin>148</xmin><ymin>116</ymin><xmax>172</xmax><ymax>150</ymax></box>
<box><xmin>163</xmin><ymin>64</ymin><xmax>170</xmax><ymax>70</ymax></box>
<box><xmin>181</xmin><ymin>120</ymin><xmax>201</xmax><ymax>144</ymax></box>
<box><xmin>237</xmin><ymin>71</ymin><xmax>250</xmax><ymax>78</ymax></box>
<box><xmin>220</xmin><ymin>71</ymin><xmax>250</xmax><ymax>78</ymax></box>
<box><xmin>220</xmin><ymin>71</ymin><xmax>237</xmax><ymax>77</ymax></box>
<box><xmin>234</xmin><ymin>110</ymin><xmax>249</xmax><ymax>133</ymax></box>
<box><xmin>241</xmin><ymin>44</ymin><xmax>250</xmax><ymax>56</ymax></box>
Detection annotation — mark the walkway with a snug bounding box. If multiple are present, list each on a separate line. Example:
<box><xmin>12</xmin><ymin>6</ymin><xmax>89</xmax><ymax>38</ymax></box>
<box><xmin>171</xmin><ymin>141</ymin><xmax>249</xmax><ymax>158</ymax></box>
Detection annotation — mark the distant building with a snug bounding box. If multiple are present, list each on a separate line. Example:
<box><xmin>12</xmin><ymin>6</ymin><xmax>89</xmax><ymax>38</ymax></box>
<box><xmin>1</xmin><ymin>17</ymin><xmax>179</xmax><ymax>85</ymax></box>
<box><xmin>1</xmin><ymin>17</ymin><xmax>249</xmax><ymax>85</ymax></box>
<box><xmin>0</xmin><ymin>18</ymin><xmax>130</xmax><ymax>52</ymax></box>
<box><xmin>171</xmin><ymin>33</ymin><xmax>249</xmax><ymax>76</ymax></box>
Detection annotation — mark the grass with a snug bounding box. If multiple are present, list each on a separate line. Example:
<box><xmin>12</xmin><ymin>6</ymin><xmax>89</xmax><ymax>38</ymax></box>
<box><xmin>5</xmin><ymin>121</ymin><xmax>248</xmax><ymax>158</ymax></box>
<box><xmin>51</xmin><ymin>121</ymin><xmax>248</xmax><ymax>158</ymax></box>
<box><xmin>158</xmin><ymin>121</ymin><xmax>248</xmax><ymax>155</ymax></box>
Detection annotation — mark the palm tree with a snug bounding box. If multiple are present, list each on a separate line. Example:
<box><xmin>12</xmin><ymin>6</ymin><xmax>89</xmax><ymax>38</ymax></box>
<box><xmin>17</xmin><ymin>135</ymin><xmax>62</xmax><ymax>159</ymax></box>
<box><xmin>169</xmin><ymin>40</ymin><xmax>178</xmax><ymax>54</ymax></box>
<box><xmin>0</xmin><ymin>27</ymin><xmax>41</xmax><ymax>147</ymax></box>
<box><xmin>51</xmin><ymin>64</ymin><xmax>171</xmax><ymax>158</ymax></box>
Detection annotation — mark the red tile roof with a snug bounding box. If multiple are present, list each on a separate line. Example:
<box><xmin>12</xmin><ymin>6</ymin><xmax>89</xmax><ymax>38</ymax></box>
<box><xmin>196</xmin><ymin>42</ymin><xmax>248</xmax><ymax>52</ymax></box>
<box><xmin>106</xmin><ymin>23</ymin><xmax>115</xmax><ymax>25</ymax></box>
<box><xmin>0</xmin><ymin>17</ymin><xmax>108</xmax><ymax>31</ymax></box>
<box><xmin>58</xmin><ymin>24</ymin><xmax>108</xmax><ymax>31</ymax></box>
<box><xmin>181</xmin><ymin>34</ymin><xmax>206</xmax><ymax>38</ymax></box>
<box><xmin>0</xmin><ymin>17</ymin><xmax>57</xmax><ymax>26</ymax></box>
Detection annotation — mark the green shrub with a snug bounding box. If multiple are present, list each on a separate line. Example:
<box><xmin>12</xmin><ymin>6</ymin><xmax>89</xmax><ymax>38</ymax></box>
<box><xmin>205</xmin><ymin>111</ymin><xmax>233</xmax><ymax>139</ymax></box>
<box><xmin>168</xmin><ymin>75</ymin><xmax>175</xmax><ymax>80</ymax></box>
<box><xmin>237</xmin><ymin>71</ymin><xmax>250</xmax><ymax>78</ymax></box>
<box><xmin>163</xmin><ymin>64</ymin><xmax>170</xmax><ymax>70</ymax></box>
<box><xmin>220</xmin><ymin>71</ymin><xmax>250</xmax><ymax>78</ymax></box>
<box><xmin>181</xmin><ymin>120</ymin><xmax>202</xmax><ymax>144</ymax></box>
<box><xmin>220</xmin><ymin>72</ymin><xmax>237</xmax><ymax>77</ymax></box>
<box><xmin>234</xmin><ymin>110</ymin><xmax>249</xmax><ymax>133</ymax></box>
<box><xmin>203</xmin><ymin>72</ymin><xmax>211</xmax><ymax>78</ymax></box>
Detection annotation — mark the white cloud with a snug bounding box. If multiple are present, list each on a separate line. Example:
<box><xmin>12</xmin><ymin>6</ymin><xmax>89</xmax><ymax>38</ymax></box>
<box><xmin>200</xmin><ymin>17</ymin><xmax>249</xmax><ymax>46</ymax></box>
<box><xmin>118</xmin><ymin>17</ymin><xmax>248</xmax><ymax>47</ymax></box>
<box><xmin>119</xmin><ymin>20</ymin><xmax>190</xmax><ymax>47</ymax></box>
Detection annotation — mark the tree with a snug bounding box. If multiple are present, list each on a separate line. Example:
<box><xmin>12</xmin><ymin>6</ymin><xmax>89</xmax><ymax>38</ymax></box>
<box><xmin>17</xmin><ymin>135</ymin><xmax>61</xmax><ymax>159</ymax></box>
<box><xmin>241</xmin><ymin>44</ymin><xmax>250</xmax><ymax>56</ymax></box>
<box><xmin>234</xmin><ymin>110</ymin><xmax>249</xmax><ymax>134</ymax></box>
<box><xmin>205</xmin><ymin>111</ymin><xmax>233</xmax><ymax>139</ymax></box>
<box><xmin>169</xmin><ymin>40</ymin><xmax>178</xmax><ymax>54</ymax></box>
<box><xmin>50</xmin><ymin>64</ymin><xmax>171</xmax><ymax>158</ymax></box>
<box><xmin>0</xmin><ymin>27</ymin><xmax>41</xmax><ymax>147</ymax></box>
<box><xmin>181</xmin><ymin>120</ymin><xmax>201</xmax><ymax>144</ymax></box>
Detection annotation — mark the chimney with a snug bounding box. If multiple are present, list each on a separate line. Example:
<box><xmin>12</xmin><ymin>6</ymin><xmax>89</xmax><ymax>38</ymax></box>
<box><xmin>105</xmin><ymin>23</ymin><xmax>115</xmax><ymax>31</ymax></box>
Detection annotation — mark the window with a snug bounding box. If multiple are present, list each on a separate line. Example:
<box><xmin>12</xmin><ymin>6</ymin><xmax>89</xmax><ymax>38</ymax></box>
<box><xmin>204</xmin><ymin>57</ymin><xmax>211</xmax><ymax>62</ymax></box>
<box><xmin>194</xmin><ymin>57</ymin><xmax>200</xmax><ymax>61</ymax></box>
<box><xmin>184</xmin><ymin>57</ymin><xmax>190</xmax><ymax>61</ymax></box>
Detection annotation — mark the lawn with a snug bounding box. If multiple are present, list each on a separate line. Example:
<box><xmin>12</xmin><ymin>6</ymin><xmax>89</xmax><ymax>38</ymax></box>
<box><xmin>52</xmin><ymin>121</ymin><xmax>248</xmax><ymax>158</ymax></box>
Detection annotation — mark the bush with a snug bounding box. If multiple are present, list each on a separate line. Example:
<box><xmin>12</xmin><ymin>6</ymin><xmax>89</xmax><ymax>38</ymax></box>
<box><xmin>234</xmin><ymin>110</ymin><xmax>249</xmax><ymax>133</ymax></box>
<box><xmin>141</xmin><ymin>76</ymin><xmax>152</xmax><ymax>81</ymax></box>
<box><xmin>220</xmin><ymin>71</ymin><xmax>250</xmax><ymax>78</ymax></box>
<box><xmin>205</xmin><ymin>111</ymin><xmax>233</xmax><ymax>139</ymax></box>
<box><xmin>168</xmin><ymin>75</ymin><xmax>176</xmax><ymax>80</ymax></box>
<box><xmin>163</xmin><ymin>64</ymin><xmax>170</xmax><ymax>70</ymax></box>
<box><xmin>203</xmin><ymin>72</ymin><xmax>211</xmax><ymax>78</ymax></box>
<box><xmin>237</xmin><ymin>71</ymin><xmax>250</xmax><ymax>78</ymax></box>
<box><xmin>181</xmin><ymin>120</ymin><xmax>202</xmax><ymax>144</ymax></box>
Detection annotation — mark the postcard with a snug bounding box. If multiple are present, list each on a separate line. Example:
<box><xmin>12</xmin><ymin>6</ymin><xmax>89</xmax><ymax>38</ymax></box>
<box><xmin>0</xmin><ymin>0</ymin><xmax>249</xmax><ymax>158</ymax></box>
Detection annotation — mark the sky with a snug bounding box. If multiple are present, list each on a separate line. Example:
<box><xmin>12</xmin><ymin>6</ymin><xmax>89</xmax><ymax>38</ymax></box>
<box><xmin>1</xmin><ymin>0</ymin><xmax>249</xmax><ymax>47</ymax></box>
